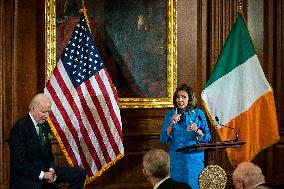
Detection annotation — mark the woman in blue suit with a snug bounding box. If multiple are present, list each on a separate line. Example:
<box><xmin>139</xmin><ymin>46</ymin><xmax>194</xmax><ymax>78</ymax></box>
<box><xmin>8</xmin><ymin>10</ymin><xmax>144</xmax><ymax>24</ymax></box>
<box><xmin>160</xmin><ymin>84</ymin><xmax>211</xmax><ymax>189</ymax></box>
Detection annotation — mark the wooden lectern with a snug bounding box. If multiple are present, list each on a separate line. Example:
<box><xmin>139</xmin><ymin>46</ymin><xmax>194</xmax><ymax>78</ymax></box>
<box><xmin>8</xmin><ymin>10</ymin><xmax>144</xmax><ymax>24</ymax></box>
<box><xmin>176</xmin><ymin>141</ymin><xmax>246</xmax><ymax>152</ymax></box>
<box><xmin>176</xmin><ymin>141</ymin><xmax>246</xmax><ymax>165</ymax></box>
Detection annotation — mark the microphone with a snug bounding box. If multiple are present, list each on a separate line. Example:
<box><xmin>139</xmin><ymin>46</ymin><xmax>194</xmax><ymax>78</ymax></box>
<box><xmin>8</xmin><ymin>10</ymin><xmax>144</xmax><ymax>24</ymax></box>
<box><xmin>177</xmin><ymin>109</ymin><xmax>186</xmax><ymax>123</ymax></box>
<box><xmin>215</xmin><ymin>116</ymin><xmax>239</xmax><ymax>142</ymax></box>
<box><xmin>195</xmin><ymin>115</ymin><xmax>203</xmax><ymax>144</ymax></box>
<box><xmin>197</xmin><ymin>115</ymin><xmax>202</xmax><ymax>121</ymax></box>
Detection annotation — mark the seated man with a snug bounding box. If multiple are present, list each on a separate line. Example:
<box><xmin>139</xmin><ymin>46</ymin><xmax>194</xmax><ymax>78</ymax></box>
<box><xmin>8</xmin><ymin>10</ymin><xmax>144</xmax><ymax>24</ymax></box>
<box><xmin>142</xmin><ymin>148</ymin><xmax>192</xmax><ymax>189</ymax></box>
<box><xmin>232</xmin><ymin>161</ymin><xmax>269</xmax><ymax>189</ymax></box>
<box><xmin>9</xmin><ymin>93</ymin><xmax>86</xmax><ymax>189</ymax></box>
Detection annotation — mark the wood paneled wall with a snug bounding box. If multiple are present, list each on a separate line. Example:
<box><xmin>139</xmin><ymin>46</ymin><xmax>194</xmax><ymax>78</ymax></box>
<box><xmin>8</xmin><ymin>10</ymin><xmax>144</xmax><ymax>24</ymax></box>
<box><xmin>0</xmin><ymin>0</ymin><xmax>46</xmax><ymax>188</ymax></box>
<box><xmin>0</xmin><ymin>0</ymin><xmax>283</xmax><ymax>188</ymax></box>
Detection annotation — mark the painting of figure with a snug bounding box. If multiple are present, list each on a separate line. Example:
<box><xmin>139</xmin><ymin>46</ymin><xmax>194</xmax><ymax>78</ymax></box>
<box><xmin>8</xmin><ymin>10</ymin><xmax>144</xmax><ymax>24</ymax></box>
<box><xmin>56</xmin><ymin>0</ymin><xmax>168</xmax><ymax>98</ymax></box>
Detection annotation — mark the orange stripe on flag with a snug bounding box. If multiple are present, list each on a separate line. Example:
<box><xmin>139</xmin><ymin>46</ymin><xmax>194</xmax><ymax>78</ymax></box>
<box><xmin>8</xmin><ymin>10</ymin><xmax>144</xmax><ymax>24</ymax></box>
<box><xmin>219</xmin><ymin>91</ymin><xmax>280</xmax><ymax>166</ymax></box>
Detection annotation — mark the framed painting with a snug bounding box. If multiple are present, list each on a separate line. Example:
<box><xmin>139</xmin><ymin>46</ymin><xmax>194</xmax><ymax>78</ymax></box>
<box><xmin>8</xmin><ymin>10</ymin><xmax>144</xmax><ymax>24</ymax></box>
<box><xmin>45</xmin><ymin>0</ymin><xmax>177</xmax><ymax>108</ymax></box>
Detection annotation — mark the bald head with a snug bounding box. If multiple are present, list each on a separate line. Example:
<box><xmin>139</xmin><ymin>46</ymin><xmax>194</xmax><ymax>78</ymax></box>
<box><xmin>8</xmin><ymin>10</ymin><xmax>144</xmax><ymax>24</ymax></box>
<box><xmin>232</xmin><ymin>161</ymin><xmax>265</xmax><ymax>189</ymax></box>
<box><xmin>29</xmin><ymin>93</ymin><xmax>51</xmax><ymax>123</ymax></box>
<box><xmin>29</xmin><ymin>93</ymin><xmax>50</xmax><ymax>110</ymax></box>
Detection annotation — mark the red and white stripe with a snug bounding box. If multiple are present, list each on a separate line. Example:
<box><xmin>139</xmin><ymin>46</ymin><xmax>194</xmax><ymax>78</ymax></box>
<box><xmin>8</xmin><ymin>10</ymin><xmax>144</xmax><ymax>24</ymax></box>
<box><xmin>44</xmin><ymin>59</ymin><xmax>124</xmax><ymax>177</ymax></box>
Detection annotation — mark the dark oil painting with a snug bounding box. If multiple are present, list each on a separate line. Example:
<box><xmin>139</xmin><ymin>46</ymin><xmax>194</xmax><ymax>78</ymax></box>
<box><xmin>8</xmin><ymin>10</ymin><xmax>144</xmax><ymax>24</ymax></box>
<box><xmin>56</xmin><ymin>0</ymin><xmax>167</xmax><ymax>98</ymax></box>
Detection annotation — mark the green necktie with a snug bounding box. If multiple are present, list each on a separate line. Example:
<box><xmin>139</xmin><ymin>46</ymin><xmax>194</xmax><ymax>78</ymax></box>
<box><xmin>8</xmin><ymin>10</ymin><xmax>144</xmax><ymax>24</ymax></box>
<box><xmin>37</xmin><ymin>123</ymin><xmax>46</xmax><ymax>147</ymax></box>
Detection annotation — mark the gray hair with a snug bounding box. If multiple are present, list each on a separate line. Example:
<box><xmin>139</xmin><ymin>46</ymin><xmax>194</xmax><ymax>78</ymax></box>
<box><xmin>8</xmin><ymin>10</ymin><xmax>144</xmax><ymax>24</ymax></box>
<box><xmin>232</xmin><ymin>161</ymin><xmax>265</xmax><ymax>188</ymax></box>
<box><xmin>142</xmin><ymin>149</ymin><xmax>170</xmax><ymax>179</ymax></box>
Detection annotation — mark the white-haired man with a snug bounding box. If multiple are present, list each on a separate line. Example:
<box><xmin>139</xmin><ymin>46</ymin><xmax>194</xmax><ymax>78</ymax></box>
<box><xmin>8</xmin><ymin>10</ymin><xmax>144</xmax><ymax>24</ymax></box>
<box><xmin>142</xmin><ymin>148</ymin><xmax>192</xmax><ymax>189</ymax></box>
<box><xmin>232</xmin><ymin>161</ymin><xmax>270</xmax><ymax>189</ymax></box>
<box><xmin>9</xmin><ymin>93</ymin><xmax>86</xmax><ymax>189</ymax></box>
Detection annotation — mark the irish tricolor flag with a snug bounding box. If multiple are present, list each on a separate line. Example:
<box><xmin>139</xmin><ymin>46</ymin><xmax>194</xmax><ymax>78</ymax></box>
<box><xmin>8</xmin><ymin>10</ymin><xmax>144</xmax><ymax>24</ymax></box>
<box><xmin>201</xmin><ymin>14</ymin><xmax>279</xmax><ymax>166</ymax></box>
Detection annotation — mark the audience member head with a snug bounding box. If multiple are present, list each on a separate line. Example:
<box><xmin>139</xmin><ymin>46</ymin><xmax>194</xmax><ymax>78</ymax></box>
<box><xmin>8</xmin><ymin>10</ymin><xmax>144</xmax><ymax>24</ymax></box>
<box><xmin>232</xmin><ymin>161</ymin><xmax>265</xmax><ymax>189</ymax></box>
<box><xmin>142</xmin><ymin>149</ymin><xmax>170</xmax><ymax>186</ymax></box>
<box><xmin>29</xmin><ymin>93</ymin><xmax>51</xmax><ymax>124</ymax></box>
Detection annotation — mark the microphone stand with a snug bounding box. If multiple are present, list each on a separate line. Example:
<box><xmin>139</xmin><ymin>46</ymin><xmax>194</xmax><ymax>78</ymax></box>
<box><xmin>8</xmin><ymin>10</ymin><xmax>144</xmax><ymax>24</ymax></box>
<box><xmin>215</xmin><ymin>116</ymin><xmax>239</xmax><ymax>142</ymax></box>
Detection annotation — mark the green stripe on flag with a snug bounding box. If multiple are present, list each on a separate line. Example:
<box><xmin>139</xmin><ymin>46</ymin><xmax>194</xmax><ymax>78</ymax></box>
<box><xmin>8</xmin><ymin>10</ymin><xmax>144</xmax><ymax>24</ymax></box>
<box><xmin>205</xmin><ymin>15</ymin><xmax>256</xmax><ymax>88</ymax></box>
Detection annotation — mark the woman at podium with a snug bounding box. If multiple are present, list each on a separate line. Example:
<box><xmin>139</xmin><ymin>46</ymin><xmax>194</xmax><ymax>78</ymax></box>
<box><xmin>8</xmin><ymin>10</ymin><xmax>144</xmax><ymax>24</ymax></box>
<box><xmin>160</xmin><ymin>84</ymin><xmax>211</xmax><ymax>189</ymax></box>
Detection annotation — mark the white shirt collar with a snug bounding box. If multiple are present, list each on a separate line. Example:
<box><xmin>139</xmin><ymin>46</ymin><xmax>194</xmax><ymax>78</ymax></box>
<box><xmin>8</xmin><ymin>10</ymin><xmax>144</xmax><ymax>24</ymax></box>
<box><xmin>29</xmin><ymin>113</ymin><xmax>40</xmax><ymax>134</ymax></box>
<box><xmin>29</xmin><ymin>112</ymin><xmax>38</xmax><ymax>126</ymax></box>
<box><xmin>253</xmin><ymin>181</ymin><xmax>266</xmax><ymax>188</ymax></box>
<box><xmin>153</xmin><ymin>176</ymin><xmax>170</xmax><ymax>189</ymax></box>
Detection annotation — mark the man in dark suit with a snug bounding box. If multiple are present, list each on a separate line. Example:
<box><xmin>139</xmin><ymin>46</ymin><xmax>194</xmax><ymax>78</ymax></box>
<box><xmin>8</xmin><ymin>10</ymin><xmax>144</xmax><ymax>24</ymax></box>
<box><xmin>233</xmin><ymin>161</ymin><xmax>269</xmax><ymax>189</ymax></box>
<box><xmin>9</xmin><ymin>93</ymin><xmax>86</xmax><ymax>189</ymax></box>
<box><xmin>142</xmin><ymin>149</ymin><xmax>192</xmax><ymax>189</ymax></box>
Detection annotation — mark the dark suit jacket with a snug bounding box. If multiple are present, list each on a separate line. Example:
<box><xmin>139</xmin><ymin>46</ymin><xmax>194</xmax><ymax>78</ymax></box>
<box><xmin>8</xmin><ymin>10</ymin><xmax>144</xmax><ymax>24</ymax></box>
<box><xmin>9</xmin><ymin>115</ymin><xmax>55</xmax><ymax>189</ymax></box>
<box><xmin>157</xmin><ymin>178</ymin><xmax>192</xmax><ymax>189</ymax></box>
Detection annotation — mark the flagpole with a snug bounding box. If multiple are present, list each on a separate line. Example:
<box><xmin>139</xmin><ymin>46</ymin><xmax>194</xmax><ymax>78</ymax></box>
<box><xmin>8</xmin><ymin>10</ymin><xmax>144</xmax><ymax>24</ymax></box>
<box><xmin>80</xmin><ymin>7</ymin><xmax>92</xmax><ymax>33</ymax></box>
<box><xmin>237</xmin><ymin>0</ymin><xmax>247</xmax><ymax>24</ymax></box>
<box><xmin>237</xmin><ymin>0</ymin><xmax>243</xmax><ymax>14</ymax></box>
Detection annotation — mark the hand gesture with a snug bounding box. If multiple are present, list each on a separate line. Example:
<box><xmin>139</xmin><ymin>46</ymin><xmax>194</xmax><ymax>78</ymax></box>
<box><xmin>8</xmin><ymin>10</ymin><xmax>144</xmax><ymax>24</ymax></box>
<box><xmin>187</xmin><ymin>121</ymin><xmax>204</xmax><ymax>137</ymax></box>
<box><xmin>167</xmin><ymin>113</ymin><xmax>181</xmax><ymax>134</ymax></box>
<box><xmin>171</xmin><ymin>113</ymin><xmax>181</xmax><ymax>125</ymax></box>
<box><xmin>43</xmin><ymin>171</ymin><xmax>57</xmax><ymax>183</ymax></box>
<box><xmin>187</xmin><ymin>121</ymin><xmax>198</xmax><ymax>132</ymax></box>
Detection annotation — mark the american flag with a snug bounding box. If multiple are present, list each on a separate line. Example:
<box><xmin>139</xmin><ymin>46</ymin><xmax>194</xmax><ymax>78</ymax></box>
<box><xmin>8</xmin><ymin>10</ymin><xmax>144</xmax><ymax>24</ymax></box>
<box><xmin>44</xmin><ymin>12</ymin><xmax>124</xmax><ymax>184</ymax></box>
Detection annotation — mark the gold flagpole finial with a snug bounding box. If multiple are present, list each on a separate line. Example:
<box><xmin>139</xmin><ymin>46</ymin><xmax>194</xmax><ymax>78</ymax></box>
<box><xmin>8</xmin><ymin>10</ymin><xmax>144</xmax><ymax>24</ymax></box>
<box><xmin>237</xmin><ymin>0</ymin><xmax>243</xmax><ymax>14</ymax></box>
<box><xmin>79</xmin><ymin>6</ymin><xmax>92</xmax><ymax>33</ymax></box>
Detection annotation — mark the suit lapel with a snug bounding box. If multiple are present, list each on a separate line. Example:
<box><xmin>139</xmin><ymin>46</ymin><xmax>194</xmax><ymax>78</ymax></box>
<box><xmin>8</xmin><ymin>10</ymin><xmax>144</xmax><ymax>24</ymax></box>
<box><xmin>157</xmin><ymin>178</ymin><xmax>172</xmax><ymax>189</ymax></box>
<box><xmin>26</xmin><ymin>115</ymin><xmax>50</xmax><ymax>156</ymax></box>
<box><xmin>25</xmin><ymin>115</ymin><xmax>42</xmax><ymax>147</ymax></box>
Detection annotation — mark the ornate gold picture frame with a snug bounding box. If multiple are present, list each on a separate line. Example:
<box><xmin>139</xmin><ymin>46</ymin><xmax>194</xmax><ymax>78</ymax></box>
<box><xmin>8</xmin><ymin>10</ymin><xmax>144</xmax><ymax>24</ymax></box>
<box><xmin>45</xmin><ymin>0</ymin><xmax>177</xmax><ymax>108</ymax></box>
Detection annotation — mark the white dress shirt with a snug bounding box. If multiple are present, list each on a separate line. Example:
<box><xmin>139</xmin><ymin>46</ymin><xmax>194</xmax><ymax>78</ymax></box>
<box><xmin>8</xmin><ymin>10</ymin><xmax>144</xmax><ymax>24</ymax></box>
<box><xmin>29</xmin><ymin>113</ymin><xmax>48</xmax><ymax>180</ymax></box>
